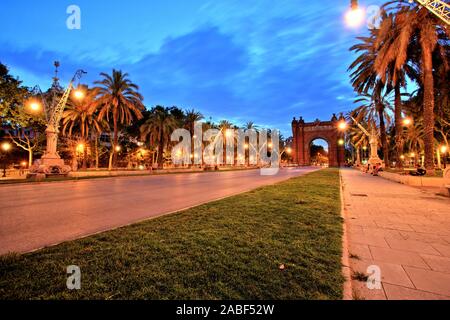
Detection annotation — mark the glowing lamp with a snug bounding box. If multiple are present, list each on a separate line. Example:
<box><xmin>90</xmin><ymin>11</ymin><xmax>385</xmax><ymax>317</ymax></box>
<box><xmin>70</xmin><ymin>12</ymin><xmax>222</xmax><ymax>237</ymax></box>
<box><xmin>73</xmin><ymin>89</ymin><xmax>85</xmax><ymax>100</ymax></box>
<box><xmin>338</xmin><ymin>121</ymin><xmax>348</xmax><ymax>131</ymax></box>
<box><xmin>1</xmin><ymin>142</ymin><xmax>12</xmax><ymax>152</ymax></box>
<box><xmin>345</xmin><ymin>6</ymin><xmax>365</xmax><ymax>28</ymax></box>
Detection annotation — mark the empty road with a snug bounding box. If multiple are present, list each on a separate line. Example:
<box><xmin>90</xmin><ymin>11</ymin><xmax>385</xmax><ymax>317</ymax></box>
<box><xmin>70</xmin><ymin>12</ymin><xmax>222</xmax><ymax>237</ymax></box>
<box><xmin>0</xmin><ymin>167</ymin><xmax>318</xmax><ymax>254</ymax></box>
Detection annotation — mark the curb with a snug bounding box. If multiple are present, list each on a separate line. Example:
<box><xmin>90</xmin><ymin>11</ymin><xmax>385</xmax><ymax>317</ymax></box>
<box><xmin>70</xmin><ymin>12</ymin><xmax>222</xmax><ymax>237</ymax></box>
<box><xmin>340</xmin><ymin>170</ymin><xmax>353</xmax><ymax>300</ymax></box>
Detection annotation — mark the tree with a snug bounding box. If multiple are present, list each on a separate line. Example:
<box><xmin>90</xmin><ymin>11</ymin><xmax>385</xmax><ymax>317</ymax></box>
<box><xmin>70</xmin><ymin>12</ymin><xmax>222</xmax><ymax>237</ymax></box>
<box><xmin>374</xmin><ymin>2</ymin><xmax>448</xmax><ymax>174</ymax></box>
<box><xmin>244</xmin><ymin>121</ymin><xmax>259</xmax><ymax>131</ymax></box>
<box><xmin>1</xmin><ymin>64</ymin><xmax>45</xmax><ymax>165</ymax></box>
<box><xmin>373</xmin><ymin>13</ymin><xmax>421</xmax><ymax>168</ymax></box>
<box><xmin>94</xmin><ymin>69</ymin><xmax>144</xmax><ymax>170</ymax></box>
<box><xmin>184</xmin><ymin>109</ymin><xmax>204</xmax><ymax>137</ymax></box>
<box><xmin>62</xmin><ymin>86</ymin><xmax>102</xmax><ymax>169</ymax></box>
<box><xmin>353</xmin><ymin>82</ymin><xmax>393</xmax><ymax>166</ymax></box>
<box><xmin>140</xmin><ymin>106</ymin><xmax>178</xmax><ymax>169</ymax></box>
<box><xmin>0</xmin><ymin>63</ymin><xmax>28</xmax><ymax>122</ymax></box>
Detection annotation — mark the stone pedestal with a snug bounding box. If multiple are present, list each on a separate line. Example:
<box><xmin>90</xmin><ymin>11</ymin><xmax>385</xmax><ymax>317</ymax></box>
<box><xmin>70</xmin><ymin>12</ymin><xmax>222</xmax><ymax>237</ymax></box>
<box><xmin>368</xmin><ymin>135</ymin><xmax>383</xmax><ymax>167</ymax></box>
<box><xmin>28</xmin><ymin>125</ymin><xmax>72</xmax><ymax>177</ymax></box>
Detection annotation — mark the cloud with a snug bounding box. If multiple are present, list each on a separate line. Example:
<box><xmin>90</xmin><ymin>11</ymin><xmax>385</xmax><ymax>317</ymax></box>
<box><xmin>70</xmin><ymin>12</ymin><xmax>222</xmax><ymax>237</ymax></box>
<box><xmin>0</xmin><ymin>0</ymin><xmax>387</xmax><ymax>135</ymax></box>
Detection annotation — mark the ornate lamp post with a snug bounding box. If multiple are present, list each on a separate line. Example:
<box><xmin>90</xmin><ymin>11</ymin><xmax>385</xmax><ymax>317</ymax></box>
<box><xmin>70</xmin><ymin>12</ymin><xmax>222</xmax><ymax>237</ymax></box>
<box><xmin>1</xmin><ymin>142</ymin><xmax>12</xmax><ymax>178</ymax></box>
<box><xmin>28</xmin><ymin>62</ymin><xmax>86</xmax><ymax>177</ymax></box>
<box><xmin>350</xmin><ymin>117</ymin><xmax>383</xmax><ymax>170</ymax></box>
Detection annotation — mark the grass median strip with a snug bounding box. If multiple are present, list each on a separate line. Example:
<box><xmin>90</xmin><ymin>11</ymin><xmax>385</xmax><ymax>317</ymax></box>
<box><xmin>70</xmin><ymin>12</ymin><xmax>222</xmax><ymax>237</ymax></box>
<box><xmin>0</xmin><ymin>169</ymin><xmax>343</xmax><ymax>300</ymax></box>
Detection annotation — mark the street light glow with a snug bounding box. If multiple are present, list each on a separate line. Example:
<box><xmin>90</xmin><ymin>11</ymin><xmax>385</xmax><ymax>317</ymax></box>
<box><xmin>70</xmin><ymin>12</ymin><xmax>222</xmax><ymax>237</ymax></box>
<box><xmin>441</xmin><ymin>146</ymin><xmax>448</xmax><ymax>154</ymax></box>
<box><xmin>403</xmin><ymin>117</ymin><xmax>413</xmax><ymax>126</ymax></box>
<box><xmin>338</xmin><ymin>139</ymin><xmax>345</xmax><ymax>146</ymax></box>
<box><xmin>345</xmin><ymin>5</ymin><xmax>365</xmax><ymax>28</ymax></box>
<box><xmin>73</xmin><ymin>89</ymin><xmax>85</xmax><ymax>100</ymax></box>
<box><xmin>338</xmin><ymin>121</ymin><xmax>348</xmax><ymax>131</ymax></box>
<box><xmin>286</xmin><ymin>147</ymin><xmax>292</xmax><ymax>154</ymax></box>
<box><xmin>29</xmin><ymin>101</ymin><xmax>41</xmax><ymax>112</ymax></box>
<box><xmin>76</xmin><ymin>143</ymin><xmax>85</xmax><ymax>153</ymax></box>
<box><xmin>115</xmin><ymin>145</ymin><xmax>122</xmax><ymax>152</ymax></box>
<box><xmin>1</xmin><ymin>142</ymin><xmax>12</xmax><ymax>152</ymax></box>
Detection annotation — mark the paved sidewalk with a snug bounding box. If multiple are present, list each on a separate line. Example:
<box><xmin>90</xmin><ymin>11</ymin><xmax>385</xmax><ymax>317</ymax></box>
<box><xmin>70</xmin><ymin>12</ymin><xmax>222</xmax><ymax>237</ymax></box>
<box><xmin>341</xmin><ymin>169</ymin><xmax>450</xmax><ymax>300</ymax></box>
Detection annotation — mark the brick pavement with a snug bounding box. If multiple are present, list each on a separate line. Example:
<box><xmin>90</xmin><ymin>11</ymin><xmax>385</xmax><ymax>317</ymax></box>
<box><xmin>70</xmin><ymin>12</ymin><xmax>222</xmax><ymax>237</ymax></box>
<box><xmin>341</xmin><ymin>169</ymin><xmax>450</xmax><ymax>300</ymax></box>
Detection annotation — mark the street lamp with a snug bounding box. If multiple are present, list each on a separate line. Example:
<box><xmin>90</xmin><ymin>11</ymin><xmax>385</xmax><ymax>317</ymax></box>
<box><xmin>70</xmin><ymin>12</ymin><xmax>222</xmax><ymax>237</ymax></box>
<box><xmin>402</xmin><ymin>117</ymin><xmax>413</xmax><ymax>127</ymax></box>
<box><xmin>27</xmin><ymin>62</ymin><xmax>86</xmax><ymax>178</ymax></box>
<box><xmin>338</xmin><ymin>121</ymin><xmax>348</xmax><ymax>131</ymax></box>
<box><xmin>1</xmin><ymin>142</ymin><xmax>12</xmax><ymax>152</ymax></box>
<box><xmin>27</xmin><ymin>100</ymin><xmax>42</xmax><ymax>113</ymax></box>
<box><xmin>1</xmin><ymin>142</ymin><xmax>12</xmax><ymax>177</ymax></box>
<box><xmin>73</xmin><ymin>88</ymin><xmax>85</xmax><ymax>100</ymax></box>
<box><xmin>345</xmin><ymin>0</ymin><xmax>365</xmax><ymax>28</ymax></box>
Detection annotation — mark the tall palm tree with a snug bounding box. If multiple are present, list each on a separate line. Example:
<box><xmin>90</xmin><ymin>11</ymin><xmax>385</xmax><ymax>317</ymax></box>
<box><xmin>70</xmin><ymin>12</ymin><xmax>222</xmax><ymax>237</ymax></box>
<box><xmin>348</xmin><ymin>33</ymin><xmax>379</xmax><ymax>94</ymax></box>
<box><xmin>140</xmin><ymin>106</ymin><xmax>178</xmax><ymax>169</ymax></box>
<box><xmin>349</xmin><ymin>26</ymin><xmax>416</xmax><ymax>169</ymax></box>
<box><xmin>405</xmin><ymin>119</ymin><xmax>425</xmax><ymax>166</ymax></box>
<box><xmin>244</xmin><ymin>121</ymin><xmax>259</xmax><ymax>131</ymax></box>
<box><xmin>94</xmin><ymin>69</ymin><xmax>144</xmax><ymax>170</ymax></box>
<box><xmin>347</xmin><ymin>117</ymin><xmax>370</xmax><ymax>165</ymax></box>
<box><xmin>62</xmin><ymin>86</ymin><xmax>102</xmax><ymax>169</ymax></box>
<box><xmin>184</xmin><ymin>109</ymin><xmax>204</xmax><ymax>137</ymax></box>
<box><xmin>353</xmin><ymin>82</ymin><xmax>393</xmax><ymax>166</ymax></box>
<box><xmin>374</xmin><ymin>1</ymin><xmax>448</xmax><ymax>174</ymax></box>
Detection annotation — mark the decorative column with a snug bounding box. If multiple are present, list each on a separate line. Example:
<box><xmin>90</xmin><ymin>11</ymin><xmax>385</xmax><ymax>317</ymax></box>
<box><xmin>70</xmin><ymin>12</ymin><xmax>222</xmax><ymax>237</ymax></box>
<box><xmin>291</xmin><ymin>118</ymin><xmax>298</xmax><ymax>164</ymax></box>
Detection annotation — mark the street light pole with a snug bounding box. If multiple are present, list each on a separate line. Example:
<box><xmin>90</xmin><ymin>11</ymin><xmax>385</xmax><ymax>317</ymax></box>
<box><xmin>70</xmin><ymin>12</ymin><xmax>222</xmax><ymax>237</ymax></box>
<box><xmin>28</xmin><ymin>62</ymin><xmax>86</xmax><ymax>177</ymax></box>
<box><xmin>1</xmin><ymin>142</ymin><xmax>12</xmax><ymax>178</ymax></box>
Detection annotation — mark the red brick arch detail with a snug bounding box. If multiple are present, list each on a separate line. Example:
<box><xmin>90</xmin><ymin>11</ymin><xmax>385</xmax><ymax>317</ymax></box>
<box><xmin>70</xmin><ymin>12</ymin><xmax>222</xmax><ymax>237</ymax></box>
<box><xmin>292</xmin><ymin>118</ymin><xmax>345</xmax><ymax>167</ymax></box>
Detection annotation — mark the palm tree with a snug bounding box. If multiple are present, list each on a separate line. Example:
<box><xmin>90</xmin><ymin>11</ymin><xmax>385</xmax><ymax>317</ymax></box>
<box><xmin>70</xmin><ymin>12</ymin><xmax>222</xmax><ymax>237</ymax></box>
<box><xmin>347</xmin><ymin>118</ymin><xmax>370</xmax><ymax>165</ymax></box>
<box><xmin>184</xmin><ymin>109</ymin><xmax>204</xmax><ymax>137</ymax></box>
<box><xmin>62</xmin><ymin>86</ymin><xmax>102</xmax><ymax>169</ymax></box>
<box><xmin>348</xmin><ymin>33</ymin><xmax>380</xmax><ymax>95</ymax></box>
<box><xmin>373</xmin><ymin>1</ymin><xmax>448</xmax><ymax>174</ymax></box>
<box><xmin>353</xmin><ymin>82</ymin><xmax>393</xmax><ymax>166</ymax></box>
<box><xmin>373</xmin><ymin>13</ymin><xmax>421</xmax><ymax>168</ymax></box>
<box><xmin>244</xmin><ymin>121</ymin><xmax>259</xmax><ymax>131</ymax></box>
<box><xmin>349</xmin><ymin>25</ymin><xmax>416</xmax><ymax>169</ymax></box>
<box><xmin>94</xmin><ymin>69</ymin><xmax>144</xmax><ymax>170</ymax></box>
<box><xmin>140</xmin><ymin>106</ymin><xmax>178</xmax><ymax>169</ymax></box>
<box><xmin>405</xmin><ymin>119</ymin><xmax>425</xmax><ymax>166</ymax></box>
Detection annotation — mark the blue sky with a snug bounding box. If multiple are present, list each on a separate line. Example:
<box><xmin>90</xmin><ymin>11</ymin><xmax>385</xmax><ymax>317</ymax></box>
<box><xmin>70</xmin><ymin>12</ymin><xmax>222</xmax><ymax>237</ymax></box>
<box><xmin>0</xmin><ymin>0</ymin><xmax>384</xmax><ymax>136</ymax></box>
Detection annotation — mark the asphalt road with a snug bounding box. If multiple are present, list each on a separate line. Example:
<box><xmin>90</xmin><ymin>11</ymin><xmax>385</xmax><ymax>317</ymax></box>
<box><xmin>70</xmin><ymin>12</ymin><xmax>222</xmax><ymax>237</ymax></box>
<box><xmin>0</xmin><ymin>167</ymin><xmax>318</xmax><ymax>254</ymax></box>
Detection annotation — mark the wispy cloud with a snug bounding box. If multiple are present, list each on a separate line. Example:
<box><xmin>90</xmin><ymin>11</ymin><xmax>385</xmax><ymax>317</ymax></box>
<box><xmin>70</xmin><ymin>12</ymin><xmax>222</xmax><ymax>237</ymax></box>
<box><xmin>0</xmin><ymin>0</ymin><xmax>385</xmax><ymax>134</ymax></box>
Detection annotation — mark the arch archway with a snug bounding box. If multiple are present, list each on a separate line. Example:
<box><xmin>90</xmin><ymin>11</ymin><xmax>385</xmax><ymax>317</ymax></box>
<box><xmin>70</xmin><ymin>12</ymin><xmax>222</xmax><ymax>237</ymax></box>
<box><xmin>291</xmin><ymin>115</ymin><xmax>345</xmax><ymax>167</ymax></box>
<box><xmin>309</xmin><ymin>138</ymin><xmax>329</xmax><ymax>167</ymax></box>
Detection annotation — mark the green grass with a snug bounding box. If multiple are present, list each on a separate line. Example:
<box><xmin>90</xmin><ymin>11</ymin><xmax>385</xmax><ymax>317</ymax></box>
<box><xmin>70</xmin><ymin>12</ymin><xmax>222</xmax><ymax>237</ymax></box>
<box><xmin>385</xmin><ymin>168</ymin><xmax>444</xmax><ymax>177</ymax></box>
<box><xmin>0</xmin><ymin>169</ymin><xmax>343</xmax><ymax>300</ymax></box>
